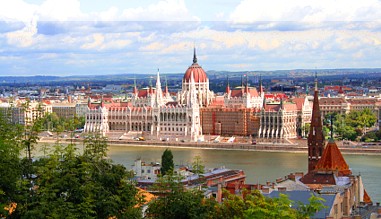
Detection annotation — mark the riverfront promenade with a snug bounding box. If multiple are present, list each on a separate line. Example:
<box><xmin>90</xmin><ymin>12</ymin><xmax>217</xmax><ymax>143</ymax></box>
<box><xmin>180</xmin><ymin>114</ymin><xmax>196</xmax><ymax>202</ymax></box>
<box><xmin>39</xmin><ymin>136</ymin><xmax>381</xmax><ymax>155</ymax></box>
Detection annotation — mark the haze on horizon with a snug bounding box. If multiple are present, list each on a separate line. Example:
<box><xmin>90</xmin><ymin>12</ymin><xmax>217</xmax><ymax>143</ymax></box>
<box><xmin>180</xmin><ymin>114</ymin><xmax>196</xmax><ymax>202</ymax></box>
<box><xmin>1</xmin><ymin>0</ymin><xmax>381</xmax><ymax>76</ymax></box>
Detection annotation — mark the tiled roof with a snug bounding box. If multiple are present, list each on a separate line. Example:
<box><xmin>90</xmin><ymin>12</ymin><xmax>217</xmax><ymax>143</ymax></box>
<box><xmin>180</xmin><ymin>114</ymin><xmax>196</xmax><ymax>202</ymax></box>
<box><xmin>292</xmin><ymin>97</ymin><xmax>306</xmax><ymax>110</ymax></box>
<box><xmin>347</xmin><ymin>98</ymin><xmax>377</xmax><ymax>105</ymax></box>
<box><xmin>315</xmin><ymin>139</ymin><xmax>352</xmax><ymax>176</ymax></box>
<box><xmin>319</xmin><ymin>97</ymin><xmax>347</xmax><ymax>105</ymax></box>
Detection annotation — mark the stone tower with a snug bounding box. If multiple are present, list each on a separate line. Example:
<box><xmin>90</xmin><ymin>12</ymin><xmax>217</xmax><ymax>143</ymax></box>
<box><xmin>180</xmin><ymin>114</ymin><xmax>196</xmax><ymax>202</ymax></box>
<box><xmin>307</xmin><ymin>72</ymin><xmax>325</xmax><ymax>173</ymax></box>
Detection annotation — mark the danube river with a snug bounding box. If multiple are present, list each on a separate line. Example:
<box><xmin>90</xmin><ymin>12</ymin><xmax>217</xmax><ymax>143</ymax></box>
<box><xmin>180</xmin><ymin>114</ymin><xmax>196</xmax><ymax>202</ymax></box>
<box><xmin>107</xmin><ymin>145</ymin><xmax>381</xmax><ymax>202</ymax></box>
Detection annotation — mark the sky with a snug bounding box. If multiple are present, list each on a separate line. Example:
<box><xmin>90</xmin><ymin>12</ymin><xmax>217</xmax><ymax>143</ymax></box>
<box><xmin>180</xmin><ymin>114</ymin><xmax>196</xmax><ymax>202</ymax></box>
<box><xmin>1</xmin><ymin>0</ymin><xmax>381</xmax><ymax>76</ymax></box>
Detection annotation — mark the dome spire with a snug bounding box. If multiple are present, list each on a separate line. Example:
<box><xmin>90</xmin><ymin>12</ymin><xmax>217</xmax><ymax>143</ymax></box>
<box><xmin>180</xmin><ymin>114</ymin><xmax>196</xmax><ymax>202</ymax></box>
<box><xmin>193</xmin><ymin>46</ymin><xmax>197</xmax><ymax>64</ymax></box>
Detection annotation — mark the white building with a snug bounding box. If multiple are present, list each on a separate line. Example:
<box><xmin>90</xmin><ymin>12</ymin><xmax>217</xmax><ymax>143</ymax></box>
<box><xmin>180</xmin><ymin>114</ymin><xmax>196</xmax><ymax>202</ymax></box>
<box><xmin>84</xmin><ymin>50</ymin><xmax>206</xmax><ymax>142</ymax></box>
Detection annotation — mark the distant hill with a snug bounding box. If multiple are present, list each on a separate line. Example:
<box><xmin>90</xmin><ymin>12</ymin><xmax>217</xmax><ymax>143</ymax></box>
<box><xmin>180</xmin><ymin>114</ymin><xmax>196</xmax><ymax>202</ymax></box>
<box><xmin>1</xmin><ymin>68</ymin><xmax>380</xmax><ymax>85</ymax></box>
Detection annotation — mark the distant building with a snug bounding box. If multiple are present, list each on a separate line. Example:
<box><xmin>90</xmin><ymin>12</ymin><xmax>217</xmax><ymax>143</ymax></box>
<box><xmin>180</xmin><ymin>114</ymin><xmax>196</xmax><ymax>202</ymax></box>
<box><xmin>256</xmin><ymin>99</ymin><xmax>298</xmax><ymax>139</ymax></box>
<box><xmin>52</xmin><ymin>103</ymin><xmax>76</xmax><ymax>119</ymax></box>
<box><xmin>84</xmin><ymin>49</ymin><xmax>204</xmax><ymax>142</ymax></box>
<box><xmin>0</xmin><ymin>101</ymin><xmax>52</xmax><ymax>126</ymax></box>
<box><xmin>201</xmin><ymin>106</ymin><xmax>259</xmax><ymax>136</ymax></box>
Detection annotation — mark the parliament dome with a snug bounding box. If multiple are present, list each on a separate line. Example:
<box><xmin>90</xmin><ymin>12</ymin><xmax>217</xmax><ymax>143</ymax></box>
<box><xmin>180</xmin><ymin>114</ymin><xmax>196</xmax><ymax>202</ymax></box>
<box><xmin>183</xmin><ymin>48</ymin><xmax>208</xmax><ymax>83</ymax></box>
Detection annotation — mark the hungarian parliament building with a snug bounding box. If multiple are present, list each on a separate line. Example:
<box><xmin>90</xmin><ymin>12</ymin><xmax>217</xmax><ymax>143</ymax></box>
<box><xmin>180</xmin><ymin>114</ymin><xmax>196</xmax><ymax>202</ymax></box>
<box><xmin>83</xmin><ymin>49</ymin><xmax>313</xmax><ymax>142</ymax></box>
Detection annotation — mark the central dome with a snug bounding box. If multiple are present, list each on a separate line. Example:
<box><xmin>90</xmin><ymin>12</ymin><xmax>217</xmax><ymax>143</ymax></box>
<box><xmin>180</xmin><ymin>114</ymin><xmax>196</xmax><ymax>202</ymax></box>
<box><xmin>183</xmin><ymin>48</ymin><xmax>208</xmax><ymax>83</ymax></box>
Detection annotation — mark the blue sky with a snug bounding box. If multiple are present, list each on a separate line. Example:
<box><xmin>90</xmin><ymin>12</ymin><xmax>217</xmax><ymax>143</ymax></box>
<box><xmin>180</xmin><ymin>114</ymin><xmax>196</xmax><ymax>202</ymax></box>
<box><xmin>1</xmin><ymin>0</ymin><xmax>381</xmax><ymax>76</ymax></box>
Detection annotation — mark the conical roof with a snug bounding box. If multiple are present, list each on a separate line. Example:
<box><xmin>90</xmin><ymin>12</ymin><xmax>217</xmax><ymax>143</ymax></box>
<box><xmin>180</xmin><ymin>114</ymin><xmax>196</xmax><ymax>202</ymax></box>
<box><xmin>315</xmin><ymin>138</ymin><xmax>352</xmax><ymax>176</ymax></box>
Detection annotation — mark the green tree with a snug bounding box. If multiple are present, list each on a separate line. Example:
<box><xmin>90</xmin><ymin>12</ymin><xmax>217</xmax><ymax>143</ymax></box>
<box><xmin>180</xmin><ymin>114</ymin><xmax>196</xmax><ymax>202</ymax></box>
<box><xmin>160</xmin><ymin>148</ymin><xmax>174</xmax><ymax>176</ymax></box>
<box><xmin>0</xmin><ymin>115</ymin><xmax>24</xmax><ymax>217</ymax></box>
<box><xmin>146</xmin><ymin>171</ymin><xmax>217</xmax><ymax>219</ymax></box>
<box><xmin>14</xmin><ymin>139</ymin><xmax>141</xmax><ymax>218</ymax></box>
<box><xmin>296</xmin><ymin>195</ymin><xmax>327</xmax><ymax>218</ymax></box>
<box><xmin>192</xmin><ymin>155</ymin><xmax>205</xmax><ymax>175</ymax></box>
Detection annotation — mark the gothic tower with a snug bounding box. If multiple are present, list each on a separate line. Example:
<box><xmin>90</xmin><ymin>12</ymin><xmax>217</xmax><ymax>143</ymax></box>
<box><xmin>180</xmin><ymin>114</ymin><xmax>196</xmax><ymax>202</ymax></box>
<box><xmin>307</xmin><ymin>72</ymin><xmax>325</xmax><ymax>173</ymax></box>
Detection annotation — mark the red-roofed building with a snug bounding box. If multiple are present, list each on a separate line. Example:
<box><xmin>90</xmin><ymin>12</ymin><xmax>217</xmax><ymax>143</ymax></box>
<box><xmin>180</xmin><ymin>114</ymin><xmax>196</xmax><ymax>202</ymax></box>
<box><xmin>299</xmin><ymin>78</ymin><xmax>372</xmax><ymax>217</ymax></box>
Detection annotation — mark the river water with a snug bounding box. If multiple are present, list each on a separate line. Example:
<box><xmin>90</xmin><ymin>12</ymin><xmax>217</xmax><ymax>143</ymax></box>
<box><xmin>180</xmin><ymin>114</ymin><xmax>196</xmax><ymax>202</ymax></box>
<box><xmin>34</xmin><ymin>143</ymin><xmax>380</xmax><ymax>202</ymax></box>
<box><xmin>107</xmin><ymin>145</ymin><xmax>381</xmax><ymax>202</ymax></box>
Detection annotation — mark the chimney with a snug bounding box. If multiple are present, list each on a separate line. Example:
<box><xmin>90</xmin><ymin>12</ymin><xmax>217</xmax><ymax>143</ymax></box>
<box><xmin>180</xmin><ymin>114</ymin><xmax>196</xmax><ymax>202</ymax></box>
<box><xmin>217</xmin><ymin>183</ymin><xmax>222</xmax><ymax>203</ymax></box>
<box><xmin>262</xmin><ymin>186</ymin><xmax>270</xmax><ymax>194</ymax></box>
<box><xmin>278</xmin><ymin>187</ymin><xmax>287</xmax><ymax>192</ymax></box>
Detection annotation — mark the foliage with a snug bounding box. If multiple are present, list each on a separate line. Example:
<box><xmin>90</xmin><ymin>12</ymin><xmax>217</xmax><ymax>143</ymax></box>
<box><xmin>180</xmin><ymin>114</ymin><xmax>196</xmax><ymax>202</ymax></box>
<box><xmin>211</xmin><ymin>189</ymin><xmax>326</xmax><ymax>219</ymax></box>
<box><xmin>13</xmin><ymin>139</ymin><xmax>141</xmax><ymax>218</ymax></box>
<box><xmin>192</xmin><ymin>155</ymin><xmax>205</xmax><ymax>175</ymax></box>
<box><xmin>0</xmin><ymin>110</ymin><xmax>142</xmax><ymax>219</ymax></box>
<box><xmin>323</xmin><ymin>109</ymin><xmax>377</xmax><ymax>141</ymax></box>
<box><xmin>0</xmin><ymin>116</ymin><xmax>24</xmax><ymax>217</ymax></box>
<box><xmin>296</xmin><ymin>195</ymin><xmax>327</xmax><ymax>218</ymax></box>
<box><xmin>146</xmin><ymin>171</ymin><xmax>217</xmax><ymax>219</ymax></box>
<box><xmin>160</xmin><ymin>148</ymin><xmax>174</xmax><ymax>176</ymax></box>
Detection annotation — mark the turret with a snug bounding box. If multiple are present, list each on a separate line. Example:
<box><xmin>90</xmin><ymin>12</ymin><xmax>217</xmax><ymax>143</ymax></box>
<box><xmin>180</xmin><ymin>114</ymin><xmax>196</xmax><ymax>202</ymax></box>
<box><xmin>245</xmin><ymin>74</ymin><xmax>249</xmax><ymax>94</ymax></box>
<box><xmin>225</xmin><ymin>75</ymin><xmax>231</xmax><ymax>94</ymax></box>
<box><xmin>154</xmin><ymin>68</ymin><xmax>163</xmax><ymax>107</ymax></box>
<box><xmin>259</xmin><ymin>73</ymin><xmax>264</xmax><ymax>95</ymax></box>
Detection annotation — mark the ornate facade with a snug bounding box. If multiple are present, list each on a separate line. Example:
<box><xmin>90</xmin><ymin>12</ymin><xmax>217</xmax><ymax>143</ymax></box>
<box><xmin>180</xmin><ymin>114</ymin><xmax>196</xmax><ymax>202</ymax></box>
<box><xmin>84</xmin><ymin>52</ymin><xmax>204</xmax><ymax>142</ymax></box>
<box><xmin>256</xmin><ymin>99</ymin><xmax>298</xmax><ymax>139</ymax></box>
<box><xmin>177</xmin><ymin>48</ymin><xmax>214</xmax><ymax>107</ymax></box>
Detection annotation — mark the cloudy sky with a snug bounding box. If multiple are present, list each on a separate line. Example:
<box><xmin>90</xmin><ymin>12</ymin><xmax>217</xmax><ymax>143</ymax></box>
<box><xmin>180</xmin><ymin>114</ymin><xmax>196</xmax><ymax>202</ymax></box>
<box><xmin>1</xmin><ymin>0</ymin><xmax>381</xmax><ymax>76</ymax></box>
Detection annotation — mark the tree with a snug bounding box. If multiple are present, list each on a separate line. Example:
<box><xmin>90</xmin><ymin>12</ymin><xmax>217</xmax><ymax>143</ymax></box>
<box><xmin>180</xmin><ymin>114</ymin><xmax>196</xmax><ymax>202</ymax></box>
<box><xmin>14</xmin><ymin>139</ymin><xmax>142</xmax><ymax>218</ymax></box>
<box><xmin>296</xmin><ymin>194</ymin><xmax>327</xmax><ymax>218</ymax></box>
<box><xmin>160</xmin><ymin>149</ymin><xmax>174</xmax><ymax>176</ymax></box>
<box><xmin>0</xmin><ymin>115</ymin><xmax>24</xmax><ymax>218</ymax></box>
<box><xmin>146</xmin><ymin>171</ymin><xmax>217</xmax><ymax>219</ymax></box>
<box><xmin>192</xmin><ymin>155</ymin><xmax>205</xmax><ymax>175</ymax></box>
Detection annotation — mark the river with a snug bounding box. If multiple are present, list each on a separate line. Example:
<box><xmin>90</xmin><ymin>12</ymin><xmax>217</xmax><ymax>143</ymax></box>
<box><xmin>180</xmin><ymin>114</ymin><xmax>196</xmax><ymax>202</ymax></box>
<box><xmin>34</xmin><ymin>143</ymin><xmax>381</xmax><ymax>202</ymax></box>
<box><xmin>107</xmin><ymin>145</ymin><xmax>381</xmax><ymax>202</ymax></box>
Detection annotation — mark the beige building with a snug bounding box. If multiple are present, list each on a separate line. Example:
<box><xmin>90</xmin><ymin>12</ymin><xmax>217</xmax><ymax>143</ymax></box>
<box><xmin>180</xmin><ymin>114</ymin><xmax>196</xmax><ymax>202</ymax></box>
<box><xmin>52</xmin><ymin>103</ymin><xmax>77</xmax><ymax>119</ymax></box>
<box><xmin>0</xmin><ymin>101</ymin><xmax>52</xmax><ymax>126</ymax></box>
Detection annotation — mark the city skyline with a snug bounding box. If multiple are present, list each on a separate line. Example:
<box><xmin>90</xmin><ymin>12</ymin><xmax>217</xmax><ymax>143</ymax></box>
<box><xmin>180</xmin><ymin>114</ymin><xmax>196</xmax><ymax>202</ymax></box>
<box><xmin>1</xmin><ymin>0</ymin><xmax>381</xmax><ymax>76</ymax></box>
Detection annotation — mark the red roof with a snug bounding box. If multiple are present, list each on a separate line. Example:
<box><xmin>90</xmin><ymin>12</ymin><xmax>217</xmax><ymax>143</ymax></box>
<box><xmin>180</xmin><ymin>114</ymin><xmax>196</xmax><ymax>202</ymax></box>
<box><xmin>230</xmin><ymin>87</ymin><xmax>259</xmax><ymax>97</ymax></box>
<box><xmin>264</xmin><ymin>93</ymin><xmax>287</xmax><ymax>100</ymax></box>
<box><xmin>183</xmin><ymin>63</ymin><xmax>208</xmax><ymax>83</ymax></box>
<box><xmin>210</xmin><ymin>96</ymin><xmax>224</xmax><ymax>106</ymax></box>
<box><xmin>138</xmin><ymin>89</ymin><xmax>149</xmax><ymax>98</ymax></box>
<box><xmin>292</xmin><ymin>97</ymin><xmax>306</xmax><ymax>111</ymax></box>
<box><xmin>315</xmin><ymin>139</ymin><xmax>352</xmax><ymax>176</ymax></box>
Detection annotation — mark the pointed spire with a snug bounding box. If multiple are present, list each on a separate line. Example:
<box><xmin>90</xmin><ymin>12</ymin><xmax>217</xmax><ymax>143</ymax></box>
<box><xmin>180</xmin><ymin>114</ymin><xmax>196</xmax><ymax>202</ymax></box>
<box><xmin>280</xmin><ymin>98</ymin><xmax>284</xmax><ymax>110</ymax></box>
<box><xmin>164</xmin><ymin>75</ymin><xmax>169</xmax><ymax>94</ymax></box>
<box><xmin>133</xmin><ymin>78</ymin><xmax>138</xmax><ymax>94</ymax></box>
<box><xmin>154</xmin><ymin>68</ymin><xmax>163</xmax><ymax>107</ymax></box>
<box><xmin>245</xmin><ymin>74</ymin><xmax>249</xmax><ymax>94</ymax></box>
<box><xmin>305</xmin><ymin>83</ymin><xmax>309</xmax><ymax>96</ymax></box>
<box><xmin>262</xmin><ymin>96</ymin><xmax>266</xmax><ymax>109</ymax></box>
<box><xmin>314</xmin><ymin>71</ymin><xmax>318</xmax><ymax>91</ymax></box>
<box><xmin>259</xmin><ymin>73</ymin><xmax>263</xmax><ymax>94</ymax></box>
<box><xmin>193</xmin><ymin>46</ymin><xmax>197</xmax><ymax>64</ymax></box>
<box><xmin>225</xmin><ymin>75</ymin><xmax>231</xmax><ymax>94</ymax></box>
<box><xmin>307</xmin><ymin>73</ymin><xmax>325</xmax><ymax>173</ymax></box>
<box><xmin>149</xmin><ymin>77</ymin><xmax>153</xmax><ymax>94</ymax></box>
<box><xmin>87</xmin><ymin>96</ymin><xmax>91</xmax><ymax>107</ymax></box>
<box><xmin>100</xmin><ymin>95</ymin><xmax>104</xmax><ymax>108</ymax></box>
<box><xmin>241</xmin><ymin>75</ymin><xmax>244</xmax><ymax>92</ymax></box>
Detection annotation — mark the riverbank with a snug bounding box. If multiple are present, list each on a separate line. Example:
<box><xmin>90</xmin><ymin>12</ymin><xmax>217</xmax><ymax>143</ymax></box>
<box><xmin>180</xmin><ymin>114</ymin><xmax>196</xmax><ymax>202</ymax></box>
<box><xmin>38</xmin><ymin>137</ymin><xmax>381</xmax><ymax>155</ymax></box>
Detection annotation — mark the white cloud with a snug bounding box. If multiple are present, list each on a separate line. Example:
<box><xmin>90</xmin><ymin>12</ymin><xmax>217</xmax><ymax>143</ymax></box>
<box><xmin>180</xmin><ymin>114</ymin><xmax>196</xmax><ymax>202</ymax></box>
<box><xmin>121</xmin><ymin>0</ymin><xmax>198</xmax><ymax>21</ymax></box>
<box><xmin>230</xmin><ymin>0</ymin><xmax>381</xmax><ymax>23</ymax></box>
<box><xmin>81</xmin><ymin>33</ymin><xmax>104</xmax><ymax>49</ymax></box>
<box><xmin>6</xmin><ymin>19</ymin><xmax>38</xmax><ymax>47</ymax></box>
<box><xmin>0</xmin><ymin>0</ymin><xmax>37</xmax><ymax>22</ymax></box>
